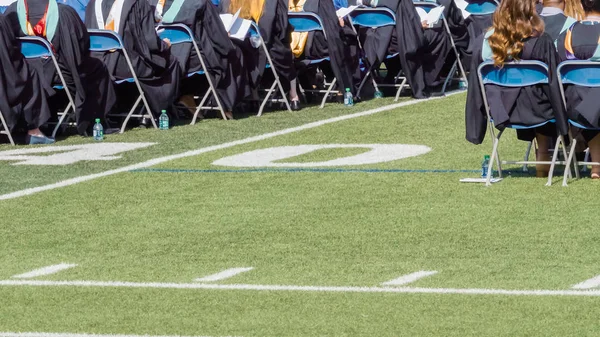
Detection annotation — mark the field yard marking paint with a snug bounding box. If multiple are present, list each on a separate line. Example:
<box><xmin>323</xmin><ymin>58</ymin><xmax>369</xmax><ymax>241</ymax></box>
<box><xmin>11</xmin><ymin>264</ymin><xmax>77</xmax><ymax>279</ymax></box>
<box><xmin>0</xmin><ymin>143</ymin><xmax>155</xmax><ymax>165</ymax></box>
<box><xmin>381</xmin><ymin>271</ymin><xmax>438</xmax><ymax>286</ymax></box>
<box><xmin>572</xmin><ymin>275</ymin><xmax>600</xmax><ymax>289</ymax></box>
<box><xmin>0</xmin><ymin>332</ymin><xmax>225</xmax><ymax>337</ymax></box>
<box><xmin>3</xmin><ymin>279</ymin><xmax>600</xmax><ymax>297</ymax></box>
<box><xmin>0</xmin><ymin>90</ymin><xmax>464</xmax><ymax>201</ymax></box>
<box><xmin>195</xmin><ymin>267</ymin><xmax>254</xmax><ymax>282</ymax></box>
<box><xmin>131</xmin><ymin>168</ymin><xmax>481</xmax><ymax>174</ymax></box>
<box><xmin>212</xmin><ymin>144</ymin><xmax>431</xmax><ymax>167</ymax></box>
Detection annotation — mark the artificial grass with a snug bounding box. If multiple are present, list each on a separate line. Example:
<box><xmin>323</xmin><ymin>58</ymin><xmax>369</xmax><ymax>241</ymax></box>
<box><xmin>1</xmin><ymin>91</ymin><xmax>600</xmax><ymax>336</ymax></box>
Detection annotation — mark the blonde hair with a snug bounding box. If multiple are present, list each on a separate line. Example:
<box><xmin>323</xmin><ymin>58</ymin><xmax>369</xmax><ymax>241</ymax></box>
<box><xmin>565</xmin><ymin>0</ymin><xmax>585</xmax><ymax>20</ymax></box>
<box><xmin>229</xmin><ymin>0</ymin><xmax>265</xmax><ymax>22</ymax></box>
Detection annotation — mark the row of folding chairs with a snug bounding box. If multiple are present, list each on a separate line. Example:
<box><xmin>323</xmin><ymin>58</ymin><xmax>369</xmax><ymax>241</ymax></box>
<box><xmin>0</xmin><ymin>20</ymin><xmax>293</xmax><ymax>145</ymax></box>
<box><xmin>478</xmin><ymin>60</ymin><xmax>600</xmax><ymax>187</ymax></box>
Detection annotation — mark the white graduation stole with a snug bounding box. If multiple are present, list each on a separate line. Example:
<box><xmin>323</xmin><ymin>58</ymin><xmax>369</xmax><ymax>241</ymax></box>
<box><xmin>154</xmin><ymin>0</ymin><xmax>165</xmax><ymax>22</ymax></box>
<box><xmin>95</xmin><ymin>0</ymin><xmax>125</xmax><ymax>32</ymax></box>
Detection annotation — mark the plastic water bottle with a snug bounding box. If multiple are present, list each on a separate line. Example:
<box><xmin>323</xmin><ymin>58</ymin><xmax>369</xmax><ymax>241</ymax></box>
<box><xmin>458</xmin><ymin>79</ymin><xmax>467</xmax><ymax>90</ymax></box>
<box><xmin>481</xmin><ymin>155</ymin><xmax>490</xmax><ymax>178</ymax></box>
<box><xmin>374</xmin><ymin>90</ymin><xmax>383</xmax><ymax>98</ymax></box>
<box><xmin>93</xmin><ymin>118</ymin><xmax>103</xmax><ymax>141</ymax></box>
<box><xmin>159</xmin><ymin>110</ymin><xmax>169</xmax><ymax>130</ymax></box>
<box><xmin>344</xmin><ymin>88</ymin><xmax>353</xmax><ymax>106</ymax></box>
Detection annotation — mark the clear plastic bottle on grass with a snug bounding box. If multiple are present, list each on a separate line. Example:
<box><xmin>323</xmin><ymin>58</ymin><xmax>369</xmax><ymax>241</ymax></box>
<box><xmin>93</xmin><ymin>118</ymin><xmax>103</xmax><ymax>141</ymax></box>
<box><xmin>344</xmin><ymin>88</ymin><xmax>353</xmax><ymax>106</ymax></box>
<box><xmin>159</xmin><ymin>110</ymin><xmax>169</xmax><ymax>130</ymax></box>
<box><xmin>481</xmin><ymin>155</ymin><xmax>490</xmax><ymax>178</ymax></box>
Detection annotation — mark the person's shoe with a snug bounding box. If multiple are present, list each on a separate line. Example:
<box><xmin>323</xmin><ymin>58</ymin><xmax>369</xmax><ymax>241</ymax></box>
<box><xmin>291</xmin><ymin>100</ymin><xmax>301</xmax><ymax>111</ymax></box>
<box><xmin>224</xmin><ymin>111</ymin><xmax>234</xmax><ymax>120</ymax></box>
<box><xmin>27</xmin><ymin>134</ymin><xmax>55</xmax><ymax>145</ymax></box>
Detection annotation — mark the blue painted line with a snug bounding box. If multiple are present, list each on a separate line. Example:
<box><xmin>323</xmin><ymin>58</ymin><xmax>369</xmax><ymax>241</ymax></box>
<box><xmin>129</xmin><ymin>168</ymin><xmax>482</xmax><ymax>174</ymax></box>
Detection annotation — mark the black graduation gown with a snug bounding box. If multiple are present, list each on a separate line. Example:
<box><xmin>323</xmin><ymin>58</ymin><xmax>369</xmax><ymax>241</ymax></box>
<box><xmin>556</xmin><ymin>22</ymin><xmax>600</xmax><ymax>134</ymax></box>
<box><xmin>5</xmin><ymin>0</ymin><xmax>116</xmax><ymax>134</ymax></box>
<box><xmin>151</xmin><ymin>0</ymin><xmax>246</xmax><ymax>111</ymax></box>
<box><xmin>351</xmin><ymin>0</ymin><xmax>451</xmax><ymax>98</ymax></box>
<box><xmin>465</xmin><ymin>33</ymin><xmax>568</xmax><ymax>144</ymax></box>
<box><xmin>85</xmin><ymin>0</ymin><xmax>181</xmax><ymax>116</ymax></box>
<box><xmin>463</xmin><ymin>1</ymin><xmax>494</xmax><ymax>62</ymax></box>
<box><xmin>0</xmin><ymin>14</ymin><xmax>50</xmax><ymax>131</ymax></box>
<box><xmin>437</xmin><ymin>0</ymin><xmax>470</xmax><ymax>63</ymax></box>
<box><xmin>540</xmin><ymin>13</ymin><xmax>569</xmax><ymax>42</ymax></box>
<box><xmin>299</xmin><ymin>0</ymin><xmax>358</xmax><ymax>94</ymax></box>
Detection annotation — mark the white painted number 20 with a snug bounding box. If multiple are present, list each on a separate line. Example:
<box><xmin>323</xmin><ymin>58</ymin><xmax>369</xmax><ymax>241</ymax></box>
<box><xmin>212</xmin><ymin>144</ymin><xmax>431</xmax><ymax>167</ymax></box>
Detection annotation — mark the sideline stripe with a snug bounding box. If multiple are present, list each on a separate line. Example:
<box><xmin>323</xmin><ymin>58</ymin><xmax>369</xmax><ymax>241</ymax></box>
<box><xmin>382</xmin><ymin>271</ymin><xmax>438</xmax><ymax>286</ymax></box>
<box><xmin>130</xmin><ymin>168</ymin><xmax>480</xmax><ymax>174</ymax></box>
<box><xmin>195</xmin><ymin>267</ymin><xmax>254</xmax><ymax>282</ymax></box>
<box><xmin>2</xmin><ymin>279</ymin><xmax>600</xmax><ymax>297</ymax></box>
<box><xmin>0</xmin><ymin>333</ymin><xmax>220</xmax><ymax>337</ymax></box>
<box><xmin>11</xmin><ymin>264</ymin><xmax>77</xmax><ymax>279</ymax></box>
<box><xmin>0</xmin><ymin>91</ymin><xmax>465</xmax><ymax>201</ymax></box>
<box><xmin>572</xmin><ymin>275</ymin><xmax>600</xmax><ymax>289</ymax></box>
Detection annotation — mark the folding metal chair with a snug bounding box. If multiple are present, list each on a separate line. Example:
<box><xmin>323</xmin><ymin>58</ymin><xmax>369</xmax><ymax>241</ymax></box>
<box><xmin>249</xmin><ymin>22</ymin><xmax>292</xmax><ymax>116</ymax></box>
<box><xmin>288</xmin><ymin>12</ymin><xmax>338</xmax><ymax>108</ymax></box>
<box><xmin>157</xmin><ymin>23</ymin><xmax>227</xmax><ymax>123</ymax></box>
<box><xmin>0</xmin><ymin>106</ymin><xmax>14</xmax><ymax>145</ymax></box>
<box><xmin>557</xmin><ymin>61</ymin><xmax>600</xmax><ymax>186</ymax></box>
<box><xmin>465</xmin><ymin>0</ymin><xmax>499</xmax><ymax>15</ymax></box>
<box><xmin>349</xmin><ymin>7</ymin><xmax>408</xmax><ymax>101</ymax></box>
<box><xmin>413</xmin><ymin>1</ymin><xmax>468</xmax><ymax>94</ymax></box>
<box><xmin>88</xmin><ymin>29</ymin><xmax>156</xmax><ymax>133</ymax></box>
<box><xmin>19</xmin><ymin>36</ymin><xmax>76</xmax><ymax>139</ymax></box>
<box><xmin>478</xmin><ymin>60</ymin><xmax>569</xmax><ymax>186</ymax></box>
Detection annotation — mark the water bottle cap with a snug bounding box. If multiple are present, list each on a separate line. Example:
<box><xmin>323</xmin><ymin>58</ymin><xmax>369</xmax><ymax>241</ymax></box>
<box><xmin>95</xmin><ymin>118</ymin><xmax>100</xmax><ymax>123</ymax></box>
<box><xmin>484</xmin><ymin>155</ymin><xmax>490</xmax><ymax>159</ymax></box>
<box><xmin>161</xmin><ymin>110</ymin><xmax>167</xmax><ymax>113</ymax></box>
<box><xmin>346</xmin><ymin>88</ymin><xmax>351</xmax><ymax>92</ymax></box>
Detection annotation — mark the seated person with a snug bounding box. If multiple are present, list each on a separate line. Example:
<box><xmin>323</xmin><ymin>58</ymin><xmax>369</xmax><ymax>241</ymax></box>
<box><xmin>350</xmin><ymin>0</ymin><xmax>452</xmax><ymax>98</ymax></box>
<box><xmin>556</xmin><ymin>0</ymin><xmax>600</xmax><ymax>178</ymax></box>
<box><xmin>150</xmin><ymin>0</ymin><xmax>247</xmax><ymax>120</ymax></box>
<box><xmin>540</xmin><ymin>0</ymin><xmax>578</xmax><ymax>42</ymax></box>
<box><xmin>465</xmin><ymin>0</ymin><xmax>569</xmax><ymax>177</ymax></box>
<box><xmin>219</xmin><ymin>0</ymin><xmax>301</xmax><ymax>111</ymax></box>
<box><xmin>85</xmin><ymin>0</ymin><xmax>181</xmax><ymax>124</ymax></box>
<box><xmin>5</xmin><ymin>0</ymin><xmax>116</xmax><ymax>135</ymax></box>
<box><xmin>0</xmin><ymin>14</ymin><xmax>52</xmax><ymax>144</ymax></box>
<box><xmin>289</xmin><ymin>0</ymin><xmax>359</xmax><ymax>99</ymax></box>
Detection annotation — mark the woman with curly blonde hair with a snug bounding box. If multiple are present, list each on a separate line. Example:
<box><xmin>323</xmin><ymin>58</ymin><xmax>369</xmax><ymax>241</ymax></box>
<box><xmin>465</xmin><ymin>0</ymin><xmax>569</xmax><ymax>177</ymax></box>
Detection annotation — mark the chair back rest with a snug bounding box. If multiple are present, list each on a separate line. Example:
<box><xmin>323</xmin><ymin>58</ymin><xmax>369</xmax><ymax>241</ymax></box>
<box><xmin>349</xmin><ymin>7</ymin><xmax>396</xmax><ymax>29</ymax></box>
<box><xmin>288</xmin><ymin>12</ymin><xmax>325</xmax><ymax>33</ymax></box>
<box><xmin>0</xmin><ymin>5</ymin><xmax>8</xmax><ymax>14</ymax></box>
<box><xmin>413</xmin><ymin>1</ymin><xmax>438</xmax><ymax>13</ymax></box>
<box><xmin>19</xmin><ymin>36</ymin><xmax>53</xmax><ymax>59</ymax></box>
<box><xmin>557</xmin><ymin>61</ymin><xmax>600</xmax><ymax>87</ymax></box>
<box><xmin>465</xmin><ymin>0</ymin><xmax>498</xmax><ymax>16</ymax></box>
<box><xmin>478</xmin><ymin>61</ymin><xmax>549</xmax><ymax>88</ymax></box>
<box><xmin>156</xmin><ymin>23</ymin><xmax>194</xmax><ymax>46</ymax></box>
<box><xmin>88</xmin><ymin>29</ymin><xmax>124</xmax><ymax>52</ymax></box>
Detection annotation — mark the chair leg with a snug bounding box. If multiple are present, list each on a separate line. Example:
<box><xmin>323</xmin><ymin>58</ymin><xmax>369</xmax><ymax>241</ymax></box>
<box><xmin>563</xmin><ymin>139</ymin><xmax>578</xmax><ymax>187</ymax></box>
<box><xmin>487</xmin><ymin>134</ymin><xmax>501</xmax><ymax>186</ymax></box>
<box><xmin>441</xmin><ymin>61</ymin><xmax>458</xmax><ymax>95</ymax></box>
<box><xmin>51</xmin><ymin>102</ymin><xmax>72</xmax><ymax>139</ymax></box>
<box><xmin>523</xmin><ymin>141</ymin><xmax>533</xmax><ymax>173</ymax></box>
<box><xmin>258</xmin><ymin>82</ymin><xmax>278</xmax><ymax>117</ymax></box>
<box><xmin>0</xmin><ymin>111</ymin><xmax>15</xmax><ymax>146</ymax></box>
<box><xmin>120</xmin><ymin>95</ymin><xmax>143</xmax><ymax>134</ymax></box>
<box><xmin>546</xmin><ymin>135</ymin><xmax>564</xmax><ymax>186</ymax></box>
<box><xmin>394</xmin><ymin>78</ymin><xmax>406</xmax><ymax>102</ymax></box>
<box><xmin>191</xmin><ymin>91</ymin><xmax>211</xmax><ymax>125</ymax></box>
<box><xmin>320</xmin><ymin>78</ymin><xmax>337</xmax><ymax>109</ymax></box>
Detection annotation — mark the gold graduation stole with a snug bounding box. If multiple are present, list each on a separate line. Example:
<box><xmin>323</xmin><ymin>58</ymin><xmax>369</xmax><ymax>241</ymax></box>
<box><xmin>289</xmin><ymin>0</ymin><xmax>308</xmax><ymax>58</ymax></box>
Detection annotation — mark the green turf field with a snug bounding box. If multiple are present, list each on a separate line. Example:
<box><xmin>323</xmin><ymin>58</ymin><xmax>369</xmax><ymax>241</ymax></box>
<box><xmin>1</xmin><ymin>92</ymin><xmax>600</xmax><ymax>336</ymax></box>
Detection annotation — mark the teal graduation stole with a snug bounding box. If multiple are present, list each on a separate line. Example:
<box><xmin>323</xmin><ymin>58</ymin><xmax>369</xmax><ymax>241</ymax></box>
<box><xmin>17</xmin><ymin>0</ymin><xmax>59</xmax><ymax>42</ymax></box>
<box><xmin>161</xmin><ymin>0</ymin><xmax>184</xmax><ymax>24</ymax></box>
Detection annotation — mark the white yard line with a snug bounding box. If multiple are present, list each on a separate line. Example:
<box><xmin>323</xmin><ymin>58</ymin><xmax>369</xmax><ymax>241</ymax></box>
<box><xmin>381</xmin><ymin>271</ymin><xmax>438</xmax><ymax>286</ymax></box>
<box><xmin>195</xmin><ymin>267</ymin><xmax>254</xmax><ymax>282</ymax></box>
<box><xmin>0</xmin><ymin>333</ymin><xmax>225</xmax><ymax>337</ymax></box>
<box><xmin>11</xmin><ymin>264</ymin><xmax>77</xmax><ymax>279</ymax></box>
<box><xmin>572</xmin><ymin>275</ymin><xmax>600</xmax><ymax>289</ymax></box>
<box><xmin>0</xmin><ymin>91</ymin><xmax>464</xmax><ymax>201</ymax></box>
<box><xmin>2</xmin><ymin>279</ymin><xmax>600</xmax><ymax>297</ymax></box>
